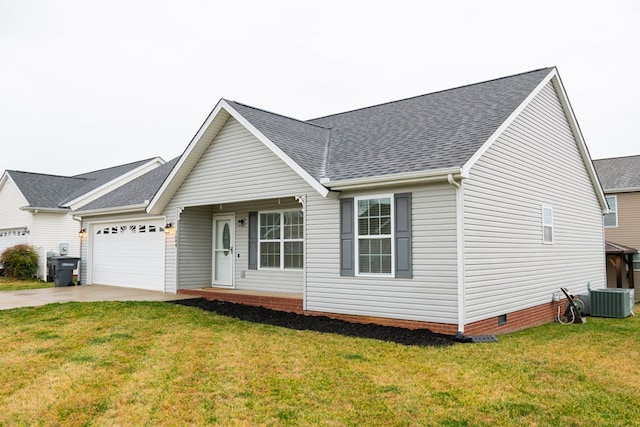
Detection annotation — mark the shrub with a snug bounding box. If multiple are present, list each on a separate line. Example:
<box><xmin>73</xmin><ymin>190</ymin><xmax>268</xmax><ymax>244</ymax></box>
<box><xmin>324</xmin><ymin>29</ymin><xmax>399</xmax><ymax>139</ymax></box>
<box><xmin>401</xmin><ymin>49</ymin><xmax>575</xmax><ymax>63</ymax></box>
<box><xmin>0</xmin><ymin>244</ymin><xmax>39</xmax><ymax>279</ymax></box>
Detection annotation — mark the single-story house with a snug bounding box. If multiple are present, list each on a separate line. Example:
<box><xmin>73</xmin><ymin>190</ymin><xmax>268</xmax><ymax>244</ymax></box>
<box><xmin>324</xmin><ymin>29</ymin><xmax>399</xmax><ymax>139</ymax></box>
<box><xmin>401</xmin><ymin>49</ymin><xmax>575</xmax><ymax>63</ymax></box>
<box><xmin>75</xmin><ymin>67</ymin><xmax>608</xmax><ymax>335</ymax></box>
<box><xmin>593</xmin><ymin>154</ymin><xmax>640</xmax><ymax>298</ymax></box>
<box><xmin>0</xmin><ymin>157</ymin><xmax>165</xmax><ymax>279</ymax></box>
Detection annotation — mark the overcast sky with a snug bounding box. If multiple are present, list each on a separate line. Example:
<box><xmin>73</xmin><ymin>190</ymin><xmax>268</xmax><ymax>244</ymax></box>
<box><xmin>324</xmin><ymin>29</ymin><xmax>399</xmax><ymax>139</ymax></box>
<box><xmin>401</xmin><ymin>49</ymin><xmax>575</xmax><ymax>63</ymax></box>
<box><xmin>1</xmin><ymin>0</ymin><xmax>638</xmax><ymax>177</ymax></box>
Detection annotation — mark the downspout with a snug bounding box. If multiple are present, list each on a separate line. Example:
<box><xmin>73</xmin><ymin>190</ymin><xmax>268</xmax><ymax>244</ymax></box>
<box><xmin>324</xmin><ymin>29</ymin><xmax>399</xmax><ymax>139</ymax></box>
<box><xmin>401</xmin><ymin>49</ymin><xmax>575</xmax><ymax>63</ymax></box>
<box><xmin>72</xmin><ymin>215</ymin><xmax>83</xmax><ymax>285</ymax></box>
<box><xmin>448</xmin><ymin>174</ymin><xmax>466</xmax><ymax>334</ymax></box>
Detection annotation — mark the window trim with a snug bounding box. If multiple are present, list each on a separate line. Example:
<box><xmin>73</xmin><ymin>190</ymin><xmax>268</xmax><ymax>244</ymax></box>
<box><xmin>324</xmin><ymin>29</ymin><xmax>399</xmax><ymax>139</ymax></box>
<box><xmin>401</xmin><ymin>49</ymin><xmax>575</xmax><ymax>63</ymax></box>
<box><xmin>604</xmin><ymin>195</ymin><xmax>618</xmax><ymax>228</ymax></box>
<box><xmin>257</xmin><ymin>209</ymin><xmax>304</xmax><ymax>270</ymax></box>
<box><xmin>542</xmin><ymin>205</ymin><xmax>554</xmax><ymax>244</ymax></box>
<box><xmin>354</xmin><ymin>194</ymin><xmax>395</xmax><ymax>277</ymax></box>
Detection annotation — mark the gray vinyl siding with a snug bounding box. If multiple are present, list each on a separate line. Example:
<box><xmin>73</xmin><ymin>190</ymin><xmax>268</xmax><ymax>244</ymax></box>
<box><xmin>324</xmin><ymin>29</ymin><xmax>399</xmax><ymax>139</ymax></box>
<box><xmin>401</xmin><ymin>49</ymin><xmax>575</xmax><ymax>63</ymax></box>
<box><xmin>463</xmin><ymin>81</ymin><xmax>606</xmax><ymax>323</ymax></box>
<box><xmin>163</xmin><ymin>117</ymin><xmax>314</xmax><ymax>294</ymax></box>
<box><xmin>176</xmin><ymin>206</ymin><xmax>212</xmax><ymax>289</ymax></box>
<box><xmin>305</xmin><ymin>183</ymin><xmax>459</xmax><ymax>324</ymax></box>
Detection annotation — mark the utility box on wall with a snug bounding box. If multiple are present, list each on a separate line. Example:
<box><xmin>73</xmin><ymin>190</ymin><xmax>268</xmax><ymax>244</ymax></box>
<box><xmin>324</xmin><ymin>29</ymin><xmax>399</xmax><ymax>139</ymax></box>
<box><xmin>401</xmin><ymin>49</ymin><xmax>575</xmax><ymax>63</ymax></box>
<box><xmin>590</xmin><ymin>289</ymin><xmax>634</xmax><ymax>318</ymax></box>
<box><xmin>59</xmin><ymin>243</ymin><xmax>69</xmax><ymax>256</ymax></box>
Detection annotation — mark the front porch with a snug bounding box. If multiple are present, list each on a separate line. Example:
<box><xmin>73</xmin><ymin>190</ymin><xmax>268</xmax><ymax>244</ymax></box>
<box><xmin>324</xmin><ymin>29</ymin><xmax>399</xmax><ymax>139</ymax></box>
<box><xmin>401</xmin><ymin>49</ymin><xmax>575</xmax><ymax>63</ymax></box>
<box><xmin>178</xmin><ymin>288</ymin><xmax>304</xmax><ymax>314</ymax></box>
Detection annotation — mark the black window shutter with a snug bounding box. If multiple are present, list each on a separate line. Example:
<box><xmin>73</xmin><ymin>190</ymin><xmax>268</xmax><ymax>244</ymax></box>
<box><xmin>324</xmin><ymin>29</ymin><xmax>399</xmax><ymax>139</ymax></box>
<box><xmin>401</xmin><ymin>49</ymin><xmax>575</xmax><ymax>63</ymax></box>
<box><xmin>394</xmin><ymin>193</ymin><xmax>412</xmax><ymax>278</ymax></box>
<box><xmin>340</xmin><ymin>198</ymin><xmax>355</xmax><ymax>276</ymax></box>
<box><xmin>248</xmin><ymin>211</ymin><xmax>258</xmax><ymax>270</ymax></box>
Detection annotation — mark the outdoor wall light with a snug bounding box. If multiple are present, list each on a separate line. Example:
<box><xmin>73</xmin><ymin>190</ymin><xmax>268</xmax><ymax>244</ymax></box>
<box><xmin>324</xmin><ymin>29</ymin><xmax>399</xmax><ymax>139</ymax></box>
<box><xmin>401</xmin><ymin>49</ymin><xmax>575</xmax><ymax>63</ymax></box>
<box><xmin>78</xmin><ymin>228</ymin><xmax>87</xmax><ymax>239</ymax></box>
<box><xmin>164</xmin><ymin>222</ymin><xmax>174</xmax><ymax>234</ymax></box>
<box><xmin>237</xmin><ymin>219</ymin><xmax>245</xmax><ymax>226</ymax></box>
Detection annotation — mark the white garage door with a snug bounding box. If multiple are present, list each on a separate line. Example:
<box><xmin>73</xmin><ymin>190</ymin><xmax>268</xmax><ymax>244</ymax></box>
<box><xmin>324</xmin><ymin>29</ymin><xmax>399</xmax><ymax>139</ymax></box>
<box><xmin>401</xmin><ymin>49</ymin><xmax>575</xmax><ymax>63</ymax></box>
<box><xmin>0</xmin><ymin>228</ymin><xmax>28</xmax><ymax>255</ymax></box>
<box><xmin>91</xmin><ymin>219</ymin><xmax>165</xmax><ymax>291</ymax></box>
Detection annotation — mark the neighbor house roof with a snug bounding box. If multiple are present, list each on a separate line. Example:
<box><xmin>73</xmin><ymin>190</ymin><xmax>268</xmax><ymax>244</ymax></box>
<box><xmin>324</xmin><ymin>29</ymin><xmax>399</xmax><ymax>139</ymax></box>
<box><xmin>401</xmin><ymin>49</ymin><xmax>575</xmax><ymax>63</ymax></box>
<box><xmin>148</xmin><ymin>66</ymin><xmax>607</xmax><ymax>214</ymax></box>
<box><xmin>5</xmin><ymin>158</ymin><xmax>161</xmax><ymax>210</ymax></box>
<box><xmin>593</xmin><ymin>155</ymin><xmax>640</xmax><ymax>192</ymax></box>
<box><xmin>75</xmin><ymin>157</ymin><xmax>179</xmax><ymax>214</ymax></box>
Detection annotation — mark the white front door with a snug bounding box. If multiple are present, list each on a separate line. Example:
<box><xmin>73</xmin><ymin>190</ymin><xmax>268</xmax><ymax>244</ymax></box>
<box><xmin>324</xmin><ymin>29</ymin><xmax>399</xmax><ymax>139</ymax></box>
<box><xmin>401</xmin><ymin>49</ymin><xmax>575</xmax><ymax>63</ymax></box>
<box><xmin>212</xmin><ymin>215</ymin><xmax>234</xmax><ymax>287</ymax></box>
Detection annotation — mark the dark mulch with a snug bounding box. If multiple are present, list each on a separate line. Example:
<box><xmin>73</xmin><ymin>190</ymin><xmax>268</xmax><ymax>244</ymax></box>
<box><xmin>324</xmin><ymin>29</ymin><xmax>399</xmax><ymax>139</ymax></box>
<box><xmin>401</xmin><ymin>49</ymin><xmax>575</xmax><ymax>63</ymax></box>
<box><xmin>171</xmin><ymin>298</ymin><xmax>456</xmax><ymax>347</ymax></box>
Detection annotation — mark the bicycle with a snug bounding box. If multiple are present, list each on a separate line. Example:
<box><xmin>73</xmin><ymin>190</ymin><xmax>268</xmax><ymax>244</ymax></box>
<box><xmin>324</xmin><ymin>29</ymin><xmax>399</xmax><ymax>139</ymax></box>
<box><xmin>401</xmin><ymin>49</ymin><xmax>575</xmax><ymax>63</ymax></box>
<box><xmin>557</xmin><ymin>287</ymin><xmax>586</xmax><ymax>325</ymax></box>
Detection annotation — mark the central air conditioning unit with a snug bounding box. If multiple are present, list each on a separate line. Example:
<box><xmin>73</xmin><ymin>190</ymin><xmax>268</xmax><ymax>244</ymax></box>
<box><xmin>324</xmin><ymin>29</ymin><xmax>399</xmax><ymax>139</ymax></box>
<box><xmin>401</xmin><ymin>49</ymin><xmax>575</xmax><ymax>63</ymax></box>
<box><xmin>589</xmin><ymin>288</ymin><xmax>634</xmax><ymax>318</ymax></box>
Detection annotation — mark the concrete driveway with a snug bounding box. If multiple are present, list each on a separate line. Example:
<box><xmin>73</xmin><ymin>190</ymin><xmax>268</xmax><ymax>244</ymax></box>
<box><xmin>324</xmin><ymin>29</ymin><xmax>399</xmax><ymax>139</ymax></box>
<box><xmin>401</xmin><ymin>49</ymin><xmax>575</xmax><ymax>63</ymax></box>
<box><xmin>0</xmin><ymin>285</ymin><xmax>197</xmax><ymax>310</ymax></box>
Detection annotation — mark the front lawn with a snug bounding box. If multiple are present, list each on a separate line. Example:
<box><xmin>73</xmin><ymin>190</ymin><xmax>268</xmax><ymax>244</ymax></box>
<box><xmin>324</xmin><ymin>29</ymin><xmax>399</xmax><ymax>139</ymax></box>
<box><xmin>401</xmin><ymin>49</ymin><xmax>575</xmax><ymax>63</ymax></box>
<box><xmin>1</xmin><ymin>301</ymin><xmax>638</xmax><ymax>426</ymax></box>
<box><xmin>0</xmin><ymin>276</ymin><xmax>53</xmax><ymax>291</ymax></box>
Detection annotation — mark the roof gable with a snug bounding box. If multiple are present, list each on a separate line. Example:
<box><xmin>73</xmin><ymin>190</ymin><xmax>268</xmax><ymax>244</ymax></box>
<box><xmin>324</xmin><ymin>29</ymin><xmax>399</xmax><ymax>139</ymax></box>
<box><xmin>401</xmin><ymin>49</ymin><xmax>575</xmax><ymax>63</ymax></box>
<box><xmin>76</xmin><ymin>157</ymin><xmax>179</xmax><ymax>214</ymax></box>
<box><xmin>150</xmin><ymin>67</ymin><xmax>607</xmax><ymax>211</ymax></box>
<box><xmin>147</xmin><ymin>100</ymin><xmax>332</xmax><ymax>214</ymax></box>
<box><xmin>4</xmin><ymin>157</ymin><xmax>164</xmax><ymax>210</ymax></box>
<box><xmin>310</xmin><ymin>68</ymin><xmax>554</xmax><ymax>182</ymax></box>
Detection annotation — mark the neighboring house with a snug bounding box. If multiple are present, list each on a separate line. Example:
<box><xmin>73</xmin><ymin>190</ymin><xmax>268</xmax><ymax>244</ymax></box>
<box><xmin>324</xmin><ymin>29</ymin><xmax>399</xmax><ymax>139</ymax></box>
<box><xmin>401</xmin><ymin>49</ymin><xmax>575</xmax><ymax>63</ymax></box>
<box><xmin>0</xmin><ymin>157</ymin><xmax>165</xmax><ymax>279</ymax></box>
<box><xmin>75</xmin><ymin>67</ymin><xmax>608</xmax><ymax>335</ymax></box>
<box><xmin>593</xmin><ymin>155</ymin><xmax>640</xmax><ymax>297</ymax></box>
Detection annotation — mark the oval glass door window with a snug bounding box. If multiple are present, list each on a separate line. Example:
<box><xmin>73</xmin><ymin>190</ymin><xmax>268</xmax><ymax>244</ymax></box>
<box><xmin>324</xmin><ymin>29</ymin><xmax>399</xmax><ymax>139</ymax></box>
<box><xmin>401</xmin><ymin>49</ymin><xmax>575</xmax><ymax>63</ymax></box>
<box><xmin>222</xmin><ymin>223</ymin><xmax>231</xmax><ymax>256</ymax></box>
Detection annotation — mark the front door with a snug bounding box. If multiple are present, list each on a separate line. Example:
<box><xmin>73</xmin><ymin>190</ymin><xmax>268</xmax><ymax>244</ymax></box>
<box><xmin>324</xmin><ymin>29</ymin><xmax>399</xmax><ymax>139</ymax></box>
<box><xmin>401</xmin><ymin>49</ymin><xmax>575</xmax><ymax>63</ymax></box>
<box><xmin>212</xmin><ymin>215</ymin><xmax>234</xmax><ymax>287</ymax></box>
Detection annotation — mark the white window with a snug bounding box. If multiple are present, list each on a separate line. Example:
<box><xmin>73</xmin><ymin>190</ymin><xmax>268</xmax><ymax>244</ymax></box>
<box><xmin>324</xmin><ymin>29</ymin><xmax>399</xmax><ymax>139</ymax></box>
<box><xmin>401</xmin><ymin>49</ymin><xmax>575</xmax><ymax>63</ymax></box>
<box><xmin>356</xmin><ymin>195</ymin><xmax>393</xmax><ymax>275</ymax></box>
<box><xmin>604</xmin><ymin>195</ymin><xmax>618</xmax><ymax>227</ymax></box>
<box><xmin>258</xmin><ymin>211</ymin><xmax>303</xmax><ymax>269</ymax></box>
<box><xmin>542</xmin><ymin>206</ymin><xmax>553</xmax><ymax>244</ymax></box>
<box><xmin>633</xmin><ymin>253</ymin><xmax>640</xmax><ymax>271</ymax></box>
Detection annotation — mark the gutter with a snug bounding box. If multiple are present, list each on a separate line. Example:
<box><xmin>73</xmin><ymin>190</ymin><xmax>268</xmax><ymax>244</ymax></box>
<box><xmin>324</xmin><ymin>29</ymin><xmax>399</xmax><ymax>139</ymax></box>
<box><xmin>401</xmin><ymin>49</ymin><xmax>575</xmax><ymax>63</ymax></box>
<box><xmin>448</xmin><ymin>173</ymin><xmax>466</xmax><ymax>335</ymax></box>
<box><xmin>20</xmin><ymin>206</ymin><xmax>71</xmax><ymax>213</ymax></box>
<box><xmin>321</xmin><ymin>167</ymin><xmax>466</xmax><ymax>191</ymax></box>
<box><xmin>73</xmin><ymin>203</ymin><xmax>149</xmax><ymax>217</ymax></box>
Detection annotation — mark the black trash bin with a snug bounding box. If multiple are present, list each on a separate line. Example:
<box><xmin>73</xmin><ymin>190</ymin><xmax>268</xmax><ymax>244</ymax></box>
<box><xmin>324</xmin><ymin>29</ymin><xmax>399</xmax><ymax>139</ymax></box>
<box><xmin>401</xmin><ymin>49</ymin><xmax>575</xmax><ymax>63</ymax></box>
<box><xmin>49</xmin><ymin>256</ymin><xmax>80</xmax><ymax>287</ymax></box>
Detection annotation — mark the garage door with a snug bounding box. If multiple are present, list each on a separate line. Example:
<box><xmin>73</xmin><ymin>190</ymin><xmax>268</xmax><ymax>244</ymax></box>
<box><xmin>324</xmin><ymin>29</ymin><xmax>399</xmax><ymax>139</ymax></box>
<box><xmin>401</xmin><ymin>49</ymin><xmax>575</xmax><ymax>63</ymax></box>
<box><xmin>0</xmin><ymin>228</ymin><xmax>28</xmax><ymax>255</ymax></box>
<box><xmin>91</xmin><ymin>219</ymin><xmax>165</xmax><ymax>291</ymax></box>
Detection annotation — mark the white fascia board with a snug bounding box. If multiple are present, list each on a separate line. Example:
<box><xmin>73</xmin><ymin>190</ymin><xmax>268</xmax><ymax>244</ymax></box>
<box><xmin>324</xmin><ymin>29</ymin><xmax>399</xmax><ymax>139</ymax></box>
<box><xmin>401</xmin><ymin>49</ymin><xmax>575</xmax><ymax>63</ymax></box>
<box><xmin>73</xmin><ymin>203</ymin><xmax>149</xmax><ymax>218</ymax></box>
<box><xmin>603</xmin><ymin>187</ymin><xmax>640</xmax><ymax>194</ymax></box>
<box><xmin>461</xmin><ymin>68</ymin><xmax>556</xmax><ymax>177</ymax></box>
<box><xmin>550</xmin><ymin>72</ymin><xmax>609</xmax><ymax>213</ymax></box>
<box><xmin>20</xmin><ymin>206</ymin><xmax>71</xmax><ymax>213</ymax></box>
<box><xmin>63</xmin><ymin>157</ymin><xmax>165</xmax><ymax>209</ymax></box>
<box><xmin>222</xmin><ymin>101</ymin><xmax>330</xmax><ymax>198</ymax></box>
<box><xmin>147</xmin><ymin>100</ymin><xmax>330</xmax><ymax>215</ymax></box>
<box><xmin>146</xmin><ymin>101</ymin><xmax>230</xmax><ymax>215</ymax></box>
<box><xmin>461</xmin><ymin>67</ymin><xmax>608</xmax><ymax>214</ymax></box>
<box><xmin>0</xmin><ymin>171</ymin><xmax>9</xmax><ymax>192</ymax></box>
<box><xmin>322</xmin><ymin>167</ymin><xmax>465</xmax><ymax>191</ymax></box>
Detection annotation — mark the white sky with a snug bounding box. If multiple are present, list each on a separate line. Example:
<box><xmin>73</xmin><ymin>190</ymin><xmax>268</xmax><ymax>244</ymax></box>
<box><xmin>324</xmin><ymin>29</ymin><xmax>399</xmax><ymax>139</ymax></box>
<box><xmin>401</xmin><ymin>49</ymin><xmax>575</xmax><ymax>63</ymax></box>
<box><xmin>1</xmin><ymin>0</ymin><xmax>638</xmax><ymax>177</ymax></box>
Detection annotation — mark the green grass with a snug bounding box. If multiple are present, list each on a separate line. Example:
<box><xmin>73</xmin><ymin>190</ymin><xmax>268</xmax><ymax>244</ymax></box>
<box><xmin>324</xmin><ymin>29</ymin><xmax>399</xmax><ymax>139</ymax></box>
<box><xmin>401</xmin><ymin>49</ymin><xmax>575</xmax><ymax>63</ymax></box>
<box><xmin>0</xmin><ymin>276</ymin><xmax>53</xmax><ymax>291</ymax></box>
<box><xmin>1</xmin><ymin>301</ymin><xmax>639</xmax><ymax>426</ymax></box>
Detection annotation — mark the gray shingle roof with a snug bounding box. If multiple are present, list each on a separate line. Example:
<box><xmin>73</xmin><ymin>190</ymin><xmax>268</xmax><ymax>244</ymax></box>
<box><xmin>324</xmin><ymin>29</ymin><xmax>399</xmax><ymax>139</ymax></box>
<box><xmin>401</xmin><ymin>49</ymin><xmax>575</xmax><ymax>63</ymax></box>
<box><xmin>76</xmin><ymin>158</ymin><xmax>179</xmax><ymax>212</ymax></box>
<box><xmin>7</xmin><ymin>158</ymin><xmax>159</xmax><ymax>209</ymax></box>
<box><xmin>63</xmin><ymin>158</ymin><xmax>159</xmax><ymax>204</ymax></box>
<box><xmin>225</xmin><ymin>101</ymin><xmax>330</xmax><ymax>180</ymax></box>
<box><xmin>227</xmin><ymin>68</ymin><xmax>553</xmax><ymax>182</ymax></box>
<box><xmin>593</xmin><ymin>155</ymin><xmax>640</xmax><ymax>191</ymax></box>
<box><xmin>8</xmin><ymin>172</ymin><xmax>86</xmax><ymax>209</ymax></box>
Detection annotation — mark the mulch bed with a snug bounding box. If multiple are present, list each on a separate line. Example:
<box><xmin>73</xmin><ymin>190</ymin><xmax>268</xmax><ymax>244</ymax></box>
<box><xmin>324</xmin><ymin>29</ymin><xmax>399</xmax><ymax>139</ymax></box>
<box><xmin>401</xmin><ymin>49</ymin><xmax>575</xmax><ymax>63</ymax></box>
<box><xmin>171</xmin><ymin>298</ymin><xmax>456</xmax><ymax>347</ymax></box>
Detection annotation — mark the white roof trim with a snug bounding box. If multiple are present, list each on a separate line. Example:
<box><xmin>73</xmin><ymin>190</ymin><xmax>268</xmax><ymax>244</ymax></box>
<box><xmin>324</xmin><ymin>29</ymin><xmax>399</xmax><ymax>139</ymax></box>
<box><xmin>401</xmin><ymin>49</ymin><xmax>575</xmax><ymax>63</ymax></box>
<box><xmin>604</xmin><ymin>187</ymin><xmax>640</xmax><ymax>194</ymax></box>
<box><xmin>147</xmin><ymin>100</ymin><xmax>329</xmax><ymax>214</ymax></box>
<box><xmin>62</xmin><ymin>157</ymin><xmax>165</xmax><ymax>208</ymax></box>
<box><xmin>222</xmin><ymin>101</ymin><xmax>329</xmax><ymax>197</ymax></box>
<box><xmin>461</xmin><ymin>69</ymin><xmax>556</xmax><ymax>176</ymax></box>
<box><xmin>323</xmin><ymin>167</ymin><xmax>465</xmax><ymax>191</ymax></box>
<box><xmin>461</xmin><ymin>67</ymin><xmax>608</xmax><ymax>213</ymax></box>
<box><xmin>20</xmin><ymin>206</ymin><xmax>70</xmax><ymax>213</ymax></box>
<box><xmin>74</xmin><ymin>203</ymin><xmax>149</xmax><ymax>217</ymax></box>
